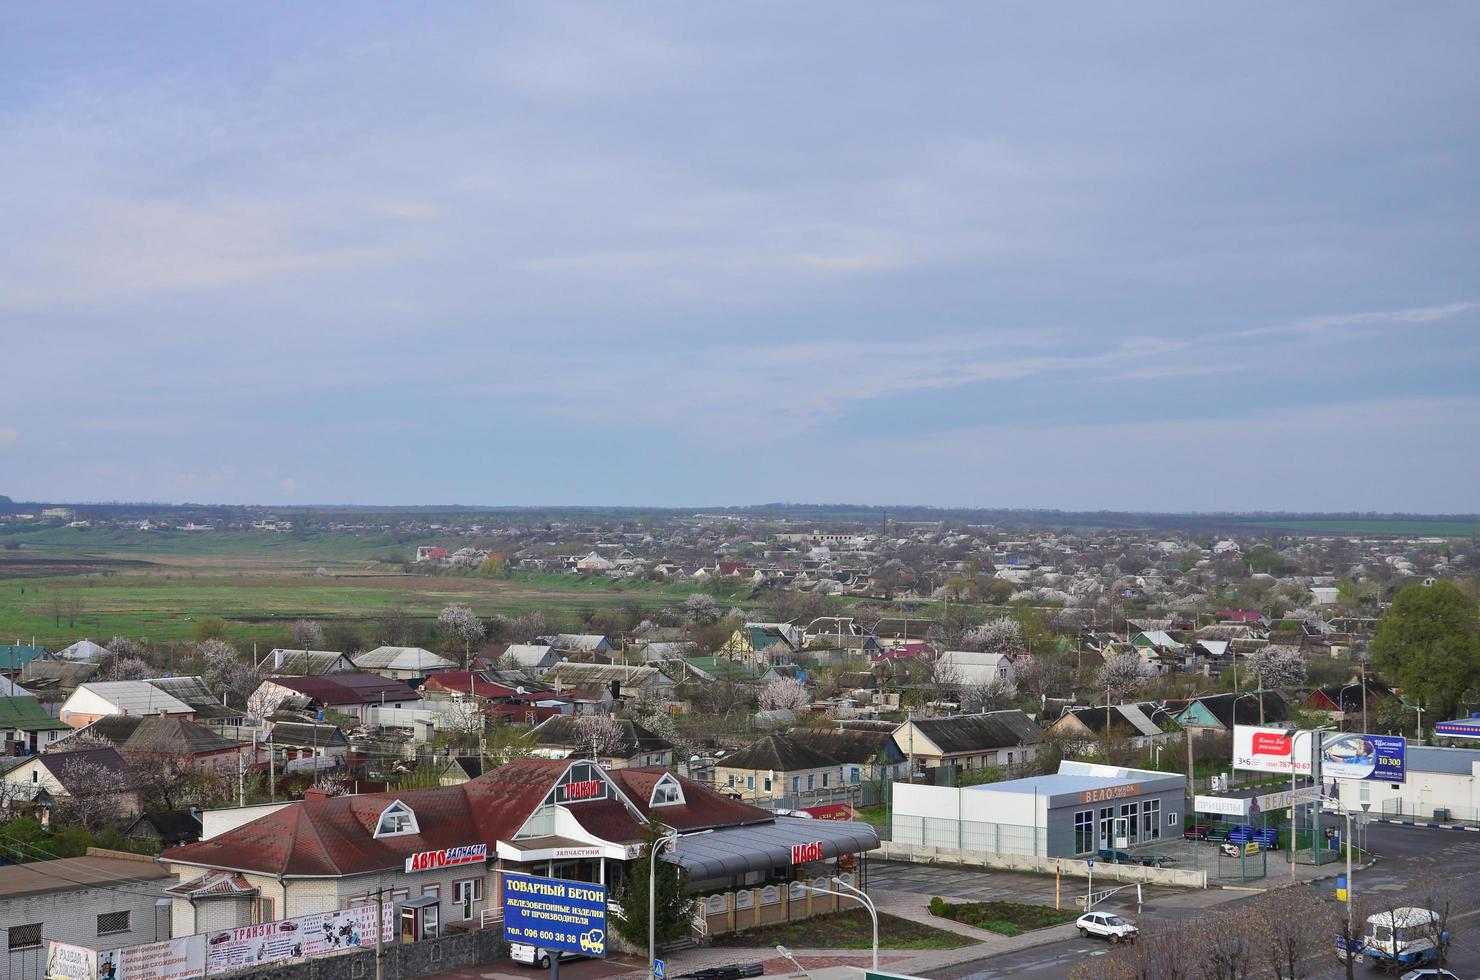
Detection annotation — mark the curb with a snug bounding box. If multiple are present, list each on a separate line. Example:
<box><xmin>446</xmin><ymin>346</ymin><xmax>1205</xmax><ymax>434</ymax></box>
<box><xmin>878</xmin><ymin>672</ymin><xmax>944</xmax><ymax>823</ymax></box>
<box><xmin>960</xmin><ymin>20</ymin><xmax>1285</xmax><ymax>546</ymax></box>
<box><xmin>1373</xmin><ymin>817</ymin><xmax>1480</xmax><ymax>832</ymax></box>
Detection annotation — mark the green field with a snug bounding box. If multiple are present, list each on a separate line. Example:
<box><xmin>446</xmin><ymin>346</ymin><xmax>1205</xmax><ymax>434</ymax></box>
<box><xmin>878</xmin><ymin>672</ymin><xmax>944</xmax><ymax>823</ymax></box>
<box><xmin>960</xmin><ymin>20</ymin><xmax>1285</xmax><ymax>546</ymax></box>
<box><xmin>1243</xmin><ymin>519</ymin><xmax>1477</xmax><ymax>536</ymax></box>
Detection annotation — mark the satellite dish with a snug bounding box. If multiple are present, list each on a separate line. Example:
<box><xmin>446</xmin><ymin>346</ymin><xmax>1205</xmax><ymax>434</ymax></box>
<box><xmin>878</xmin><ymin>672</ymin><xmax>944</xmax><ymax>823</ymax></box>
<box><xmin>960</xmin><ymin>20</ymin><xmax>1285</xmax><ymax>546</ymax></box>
<box><xmin>517</xmin><ymin>686</ymin><xmax>526</xmax><ymax>695</ymax></box>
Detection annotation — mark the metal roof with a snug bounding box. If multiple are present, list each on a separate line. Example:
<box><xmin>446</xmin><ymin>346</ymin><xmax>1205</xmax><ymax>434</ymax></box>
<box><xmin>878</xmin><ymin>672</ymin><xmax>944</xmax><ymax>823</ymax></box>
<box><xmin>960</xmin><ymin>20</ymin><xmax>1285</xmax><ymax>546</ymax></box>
<box><xmin>75</xmin><ymin>680</ymin><xmax>193</xmax><ymax>715</ymax></box>
<box><xmin>1404</xmin><ymin>745</ymin><xmax>1480</xmax><ymax>775</ymax></box>
<box><xmin>665</xmin><ymin>816</ymin><xmax>879</xmax><ymax>880</ymax></box>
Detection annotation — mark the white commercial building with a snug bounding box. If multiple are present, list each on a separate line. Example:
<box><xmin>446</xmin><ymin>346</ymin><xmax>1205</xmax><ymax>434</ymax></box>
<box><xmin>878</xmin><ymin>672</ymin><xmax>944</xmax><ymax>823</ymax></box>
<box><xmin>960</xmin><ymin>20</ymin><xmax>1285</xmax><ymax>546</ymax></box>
<box><xmin>1331</xmin><ymin>744</ymin><xmax>1480</xmax><ymax>823</ymax></box>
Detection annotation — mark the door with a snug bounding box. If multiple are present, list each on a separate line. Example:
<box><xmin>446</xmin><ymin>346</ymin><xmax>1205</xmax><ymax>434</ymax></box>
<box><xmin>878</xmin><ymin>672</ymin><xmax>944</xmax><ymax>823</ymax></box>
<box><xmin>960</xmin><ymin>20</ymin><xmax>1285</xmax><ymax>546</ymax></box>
<box><xmin>1098</xmin><ymin>807</ymin><xmax>1114</xmax><ymax>850</ymax></box>
<box><xmin>1113</xmin><ymin>817</ymin><xmax>1130</xmax><ymax>849</ymax></box>
<box><xmin>454</xmin><ymin>879</ymin><xmax>481</xmax><ymax>921</ymax></box>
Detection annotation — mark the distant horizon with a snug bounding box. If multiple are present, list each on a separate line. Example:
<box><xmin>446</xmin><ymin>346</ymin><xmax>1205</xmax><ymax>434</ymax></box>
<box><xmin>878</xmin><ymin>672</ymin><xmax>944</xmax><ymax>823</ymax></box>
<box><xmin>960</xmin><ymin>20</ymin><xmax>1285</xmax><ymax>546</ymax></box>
<box><xmin>4</xmin><ymin>496</ymin><xmax>1477</xmax><ymax>523</ymax></box>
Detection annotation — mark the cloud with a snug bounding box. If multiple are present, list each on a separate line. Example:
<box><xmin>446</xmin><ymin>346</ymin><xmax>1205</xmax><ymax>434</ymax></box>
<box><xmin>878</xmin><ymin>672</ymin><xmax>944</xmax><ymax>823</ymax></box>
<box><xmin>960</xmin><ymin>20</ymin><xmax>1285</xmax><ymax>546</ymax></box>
<box><xmin>1234</xmin><ymin>302</ymin><xmax>1477</xmax><ymax>339</ymax></box>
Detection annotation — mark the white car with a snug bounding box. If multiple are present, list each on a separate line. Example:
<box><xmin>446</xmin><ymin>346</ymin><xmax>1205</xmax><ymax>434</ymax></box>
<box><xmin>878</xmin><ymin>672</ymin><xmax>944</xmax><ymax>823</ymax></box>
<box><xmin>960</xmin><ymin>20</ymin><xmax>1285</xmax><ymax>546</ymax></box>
<box><xmin>509</xmin><ymin>943</ymin><xmax>585</xmax><ymax>970</ymax></box>
<box><xmin>1399</xmin><ymin>970</ymin><xmax>1462</xmax><ymax>980</ymax></box>
<box><xmin>1076</xmin><ymin>911</ymin><xmax>1139</xmax><ymax>943</ymax></box>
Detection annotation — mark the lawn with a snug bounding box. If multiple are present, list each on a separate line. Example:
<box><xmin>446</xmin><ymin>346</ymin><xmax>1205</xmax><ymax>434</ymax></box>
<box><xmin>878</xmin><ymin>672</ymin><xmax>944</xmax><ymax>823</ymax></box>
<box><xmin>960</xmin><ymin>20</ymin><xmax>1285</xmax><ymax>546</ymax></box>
<box><xmin>928</xmin><ymin>898</ymin><xmax>1079</xmax><ymax>937</ymax></box>
<box><xmin>709</xmin><ymin>909</ymin><xmax>974</xmax><ymax>950</ymax></box>
<box><xmin>854</xmin><ymin>806</ymin><xmax>891</xmax><ymax>829</ymax></box>
<box><xmin>1243</xmin><ymin>519</ymin><xmax>1477</xmax><ymax>536</ymax></box>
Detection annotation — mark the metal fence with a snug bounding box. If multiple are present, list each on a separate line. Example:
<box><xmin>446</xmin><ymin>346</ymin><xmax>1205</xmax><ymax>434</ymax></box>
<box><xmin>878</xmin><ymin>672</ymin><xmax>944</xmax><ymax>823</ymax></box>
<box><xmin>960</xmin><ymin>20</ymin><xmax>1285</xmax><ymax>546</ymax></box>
<box><xmin>891</xmin><ymin>814</ymin><xmax>1046</xmax><ymax>857</ymax></box>
<box><xmin>1379</xmin><ymin>798</ymin><xmax>1480</xmax><ymax>824</ymax></box>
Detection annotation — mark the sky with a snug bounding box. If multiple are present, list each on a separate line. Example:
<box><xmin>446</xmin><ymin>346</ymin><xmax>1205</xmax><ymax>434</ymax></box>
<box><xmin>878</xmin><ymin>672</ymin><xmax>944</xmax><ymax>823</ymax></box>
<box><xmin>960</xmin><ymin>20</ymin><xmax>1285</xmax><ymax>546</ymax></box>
<box><xmin>2</xmin><ymin>3</ymin><xmax>1478</xmax><ymax>513</ymax></box>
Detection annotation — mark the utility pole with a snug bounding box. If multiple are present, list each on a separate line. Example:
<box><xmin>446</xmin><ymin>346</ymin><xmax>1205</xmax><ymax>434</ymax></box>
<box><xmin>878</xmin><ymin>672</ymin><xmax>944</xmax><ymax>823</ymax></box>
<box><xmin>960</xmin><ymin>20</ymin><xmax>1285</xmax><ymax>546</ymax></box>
<box><xmin>375</xmin><ymin>887</ymin><xmax>385</xmax><ymax>980</ymax></box>
<box><xmin>237</xmin><ymin>743</ymin><xmax>245</xmax><ymax>807</ymax></box>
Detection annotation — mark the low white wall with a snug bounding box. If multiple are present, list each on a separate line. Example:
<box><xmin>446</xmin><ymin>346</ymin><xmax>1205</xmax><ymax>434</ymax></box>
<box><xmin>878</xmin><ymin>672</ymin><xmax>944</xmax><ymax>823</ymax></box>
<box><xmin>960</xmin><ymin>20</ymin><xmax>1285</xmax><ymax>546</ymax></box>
<box><xmin>874</xmin><ymin>840</ymin><xmax>1207</xmax><ymax>889</ymax></box>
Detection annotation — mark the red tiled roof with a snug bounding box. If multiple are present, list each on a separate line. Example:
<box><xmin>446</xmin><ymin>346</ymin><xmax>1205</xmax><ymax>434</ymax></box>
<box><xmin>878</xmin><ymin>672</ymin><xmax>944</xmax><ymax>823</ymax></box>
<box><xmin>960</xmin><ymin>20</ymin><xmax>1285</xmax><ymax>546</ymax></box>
<box><xmin>566</xmin><ymin>798</ymin><xmax>647</xmax><ymax>844</ymax></box>
<box><xmin>422</xmin><ymin>672</ymin><xmax>522</xmax><ymax>700</ymax></box>
<box><xmin>163</xmin><ymin>759</ymin><xmax>569</xmax><ymax>877</ymax></box>
<box><xmin>166</xmin><ymin>870</ymin><xmax>258</xmax><ymax>898</ymax></box>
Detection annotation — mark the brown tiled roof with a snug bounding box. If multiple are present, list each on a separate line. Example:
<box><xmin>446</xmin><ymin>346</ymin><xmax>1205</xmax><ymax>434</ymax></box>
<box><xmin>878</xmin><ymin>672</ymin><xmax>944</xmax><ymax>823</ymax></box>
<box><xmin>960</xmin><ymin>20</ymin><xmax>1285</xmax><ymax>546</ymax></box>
<box><xmin>566</xmin><ymin>799</ymin><xmax>646</xmax><ymax>844</ymax></box>
<box><xmin>609</xmin><ymin>769</ymin><xmax>772</xmax><ymax>832</ymax></box>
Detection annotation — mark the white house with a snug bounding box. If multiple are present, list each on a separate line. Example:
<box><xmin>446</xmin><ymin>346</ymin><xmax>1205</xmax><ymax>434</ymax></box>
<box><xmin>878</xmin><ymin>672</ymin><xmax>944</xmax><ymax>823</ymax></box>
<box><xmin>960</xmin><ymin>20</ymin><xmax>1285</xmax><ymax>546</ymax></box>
<box><xmin>58</xmin><ymin>681</ymin><xmax>194</xmax><ymax>729</ymax></box>
<box><xmin>53</xmin><ymin>640</ymin><xmax>112</xmax><ymax>663</ymax></box>
<box><xmin>1329</xmin><ymin>744</ymin><xmax>1480</xmax><ymax>822</ymax></box>
<box><xmin>352</xmin><ymin>646</ymin><xmax>457</xmax><ymax>680</ymax></box>
<box><xmin>935</xmin><ymin>650</ymin><xmax>1016</xmax><ymax>687</ymax></box>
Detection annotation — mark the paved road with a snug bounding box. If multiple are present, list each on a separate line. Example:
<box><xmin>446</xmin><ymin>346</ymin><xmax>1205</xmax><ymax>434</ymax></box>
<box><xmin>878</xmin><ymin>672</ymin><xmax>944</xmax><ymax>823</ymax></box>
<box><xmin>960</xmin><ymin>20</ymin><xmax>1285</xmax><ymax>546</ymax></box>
<box><xmin>945</xmin><ymin>824</ymin><xmax>1480</xmax><ymax>980</ymax></box>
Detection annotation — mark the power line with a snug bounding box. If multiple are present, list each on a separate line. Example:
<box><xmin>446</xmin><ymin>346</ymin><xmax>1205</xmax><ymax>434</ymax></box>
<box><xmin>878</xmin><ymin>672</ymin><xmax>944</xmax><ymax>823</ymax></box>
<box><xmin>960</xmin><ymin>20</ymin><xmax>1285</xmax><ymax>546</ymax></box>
<box><xmin>0</xmin><ymin>834</ymin><xmax>175</xmax><ymax>901</ymax></box>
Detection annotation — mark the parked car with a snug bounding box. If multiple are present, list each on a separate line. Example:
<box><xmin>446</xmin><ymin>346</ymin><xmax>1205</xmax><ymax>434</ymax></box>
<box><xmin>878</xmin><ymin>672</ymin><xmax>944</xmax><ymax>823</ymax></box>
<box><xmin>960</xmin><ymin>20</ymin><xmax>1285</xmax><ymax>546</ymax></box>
<box><xmin>1076</xmin><ymin>912</ymin><xmax>1139</xmax><ymax>943</ymax></box>
<box><xmin>1398</xmin><ymin>970</ymin><xmax>1463</xmax><ymax>980</ymax></box>
<box><xmin>510</xmin><ymin>943</ymin><xmax>586</xmax><ymax>970</ymax></box>
<box><xmin>1182</xmin><ymin>823</ymin><xmax>1213</xmax><ymax>841</ymax></box>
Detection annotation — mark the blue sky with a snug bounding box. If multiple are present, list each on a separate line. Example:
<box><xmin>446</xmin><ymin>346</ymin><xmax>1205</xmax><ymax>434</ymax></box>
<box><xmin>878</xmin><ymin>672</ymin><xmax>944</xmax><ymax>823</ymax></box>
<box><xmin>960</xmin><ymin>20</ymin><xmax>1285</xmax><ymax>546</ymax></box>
<box><xmin>2</xmin><ymin>3</ymin><xmax>1477</xmax><ymax>512</ymax></box>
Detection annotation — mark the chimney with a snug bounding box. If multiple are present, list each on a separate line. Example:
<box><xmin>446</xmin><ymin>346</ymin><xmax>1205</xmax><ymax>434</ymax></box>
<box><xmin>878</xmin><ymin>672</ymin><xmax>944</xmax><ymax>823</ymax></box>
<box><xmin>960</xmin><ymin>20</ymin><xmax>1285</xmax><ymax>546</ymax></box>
<box><xmin>303</xmin><ymin>787</ymin><xmax>330</xmax><ymax>802</ymax></box>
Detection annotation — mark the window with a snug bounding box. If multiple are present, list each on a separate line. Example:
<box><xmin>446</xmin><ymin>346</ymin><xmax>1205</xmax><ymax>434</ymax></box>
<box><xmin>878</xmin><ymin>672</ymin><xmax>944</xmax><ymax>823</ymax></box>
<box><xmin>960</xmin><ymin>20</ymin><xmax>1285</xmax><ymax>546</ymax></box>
<box><xmin>391</xmin><ymin>889</ymin><xmax>410</xmax><ymax>903</ymax></box>
<box><xmin>422</xmin><ymin>884</ymin><xmax>441</xmax><ymax>900</ymax></box>
<box><xmin>807</xmin><ymin>774</ymin><xmax>815</xmax><ymax>791</ymax></box>
<box><xmin>1142</xmin><ymin>800</ymin><xmax>1161</xmax><ymax>840</ymax></box>
<box><xmin>651</xmin><ymin>776</ymin><xmax>684</xmax><ymax>807</ymax></box>
<box><xmin>850</xmin><ymin>768</ymin><xmax>860</xmax><ymax>784</ymax></box>
<box><xmin>746</xmin><ymin>775</ymin><xmax>755</xmax><ymax>790</ymax></box>
<box><xmin>791</xmin><ymin>776</ymin><xmax>800</xmax><ymax>793</ymax></box>
<box><xmin>97</xmin><ymin>911</ymin><xmax>131</xmax><ymax>936</ymax></box>
<box><xmin>1120</xmin><ymin>802</ymin><xmax>1139</xmax><ymax>843</ymax></box>
<box><xmin>31</xmin><ymin>770</ymin><xmax>38</xmax><ymax>784</ymax></box>
<box><xmin>763</xmin><ymin>776</ymin><xmax>772</xmax><ymax>793</ymax></box>
<box><xmin>374</xmin><ymin>801</ymin><xmax>419</xmax><ymax>838</ymax></box>
<box><xmin>1074</xmin><ymin>810</ymin><xmax>1095</xmax><ymax>854</ymax></box>
<box><xmin>8</xmin><ymin>924</ymin><xmax>41</xmax><ymax>950</ymax></box>
<box><xmin>256</xmin><ymin>898</ymin><xmax>274</xmax><ymax>924</ymax></box>
<box><xmin>821</xmin><ymin>772</ymin><xmax>829</xmax><ymax>788</ymax></box>
<box><xmin>1360</xmin><ymin>783</ymin><xmax>1371</xmax><ymax>803</ymax></box>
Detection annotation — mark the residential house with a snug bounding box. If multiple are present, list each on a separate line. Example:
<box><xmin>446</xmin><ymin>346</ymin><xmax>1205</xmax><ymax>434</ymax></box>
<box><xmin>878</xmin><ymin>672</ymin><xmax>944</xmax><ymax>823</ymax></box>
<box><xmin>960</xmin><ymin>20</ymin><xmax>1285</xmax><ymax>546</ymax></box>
<box><xmin>0</xmin><ymin>644</ymin><xmax>46</xmax><ymax>676</ymax></box>
<box><xmin>1044</xmin><ymin>702</ymin><xmax>1177</xmax><ymax>750</ymax></box>
<box><xmin>263</xmin><ymin>648</ymin><xmax>357</xmax><ymax>675</ymax></box>
<box><xmin>264</xmin><ymin>721</ymin><xmax>350</xmax><ymax>769</ymax></box>
<box><xmin>787</xmin><ymin>728</ymin><xmax>906</xmax><ymax>787</ymax></box>
<box><xmin>529</xmin><ymin>716</ymin><xmax>674</xmax><ymax>768</ymax></box>
<box><xmin>714</xmin><ymin>734</ymin><xmax>844</xmax><ymax>802</ymax></box>
<box><xmin>0</xmin><ymin>697</ymin><xmax>70</xmax><ymax>755</ymax></box>
<box><xmin>125</xmin><ymin>809</ymin><xmax>204</xmax><ymax>848</ymax></box>
<box><xmin>720</xmin><ymin>623</ymin><xmax>802</xmax><ymax>663</ymax></box>
<box><xmin>934</xmin><ymin>650</ymin><xmax>1016</xmax><ymax>687</ymax></box>
<box><xmin>17</xmin><ymin>661</ymin><xmax>98</xmax><ymax>698</ymax></box>
<box><xmin>53</xmin><ymin>639</ymin><xmax>112</xmax><ymax>662</ymax></box>
<box><xmin>0</xmin><ymin>678</ymin><xmax>30</xmax><ymax>698</ymax></box>
<box><xmin>353</xmin><ymin>646</ymin><xmax>458</xmax><ymax>680</ymax></box>
<box><xmin>1174</xmin><ymin>691</ymin><xmax>1290</xmax><ymax>738</ymax></box>
<box><xmin>543</xmin><ymin>663</ymin><xmax>674</xmax><ymax>702</ymax></box>
<box><xmin>1302</xmin><ymin>679</ymin><xmax>1393</xmax><ymax>727</ymax></box>
<box><xmin>145</xmin><ymin>675</ymin><xmax>246</xmax><ymax>727</ymax></box>
<box><xmin>1</xmin><ymin>747</ymin><xmax>141</xmax><ymax>824</ymax></box>
<box><xmin>61</xmin><ymin>715</ymin><xmax>250</xmax><ymax>773</ymax></box>
<box><xmin>58</xmin><ymin>681</ymin><xmax>195</xmax><ymax>729</ymax></box>
<box><xmin>891</xmin><ymin>709</ymin><xmax>1043</xmax><ymax>773</ymax></box>
<box><xmin>541</xmin><ymin>634</ymin><xmax>616</xmax><ymax>656</ymax></box>
<box><xmin>247</xmin><ymin>674</ymin><xmax>422</xmax><ymax>724</ymax></box>
<box><xmin>488</xmin><ymin>644</ymin><xmax>562</xmax><ymax>675</ymax></box>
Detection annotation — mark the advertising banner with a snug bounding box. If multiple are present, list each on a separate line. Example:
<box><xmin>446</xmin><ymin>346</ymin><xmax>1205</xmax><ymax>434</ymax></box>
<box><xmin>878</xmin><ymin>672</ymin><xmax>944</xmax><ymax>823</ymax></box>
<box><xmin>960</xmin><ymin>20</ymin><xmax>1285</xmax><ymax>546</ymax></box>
<box><xmin>97</xmin><ymin>938</ymin><xmax>206</xmax><ymax>980</ymax></box>
<box><xmin>1232</xmin><ymin>726</ymin><xmax>1296</xmax><ymax>773</ymax></box>
<box><xmin>45</xmin><ymin>942</ymin><xmax>97</xmax><ymax>980</ymax></box>
<box><xmin>1321</xmin><ymin>732</ymin><xmax>1406</xmax><ymax>783</ymax></box>
<box><xmin>205</xmin><ymin>904</ymin><xmax>393</xmax><ymax>974</ymax></box>
<box><xmin>502</xmin><ymin>873</ymin><xmax>607</xmax><ymax>958</ymax></box>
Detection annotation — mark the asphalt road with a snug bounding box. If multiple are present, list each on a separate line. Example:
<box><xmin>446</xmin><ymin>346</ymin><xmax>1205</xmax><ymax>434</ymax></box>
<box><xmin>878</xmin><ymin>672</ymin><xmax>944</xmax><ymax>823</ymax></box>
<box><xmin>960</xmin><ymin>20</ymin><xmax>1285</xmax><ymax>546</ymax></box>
<box><xmin>942</xmin><ymin>824</ymin><xmax>1480</xmax><ymax>980</ymax></box>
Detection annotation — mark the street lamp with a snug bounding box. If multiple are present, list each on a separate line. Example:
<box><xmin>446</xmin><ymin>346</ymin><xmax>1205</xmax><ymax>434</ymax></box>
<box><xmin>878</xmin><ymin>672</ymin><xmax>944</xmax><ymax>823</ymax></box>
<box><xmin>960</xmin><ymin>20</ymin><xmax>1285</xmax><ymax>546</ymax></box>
<box><xmin>1336</xmin><ymin>681</ymin><xmax>1364</xmax><ymax>733</ymax></box>
<box><xmin>1401</xmin><ymin>702</ymin><xmax>1425</xmax><ymax>743</ymax></box>
<box><xmin>798</xmin><ymin>877</ymin><xmax>878</xmax><ymax>970</ymax></box>
<box><xmin>775</xmin><ymin>945</ymin><xmax>815</xmax><ymax>980</ymax></box>
<box><xmin>649</xmin><ymin>829</ymin><xmax>681</xmax><ymax>980</ymax></box>
<box><xmin>1310</xmin><ymin>791</ymin><xmax>1359</xmax><ymax>939</ymax></box>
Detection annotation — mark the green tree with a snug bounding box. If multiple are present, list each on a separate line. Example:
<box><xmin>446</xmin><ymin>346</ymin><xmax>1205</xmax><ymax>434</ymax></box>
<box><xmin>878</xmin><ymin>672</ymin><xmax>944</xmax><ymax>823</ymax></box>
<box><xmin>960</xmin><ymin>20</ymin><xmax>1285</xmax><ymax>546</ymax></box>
<box><xmin>1369</xmin><ymin>582</ymin><xmax>1480</xmax><ymax>722</ymax></box>
<box><xmin>611</xmin><ymin>821</ymin><xmax>696</xmax><ymax>948</ymax></box>
<box><xmin>192</xmin><ymin>617</ymin><xmax>229</xmax><ymax>643</ymax></box>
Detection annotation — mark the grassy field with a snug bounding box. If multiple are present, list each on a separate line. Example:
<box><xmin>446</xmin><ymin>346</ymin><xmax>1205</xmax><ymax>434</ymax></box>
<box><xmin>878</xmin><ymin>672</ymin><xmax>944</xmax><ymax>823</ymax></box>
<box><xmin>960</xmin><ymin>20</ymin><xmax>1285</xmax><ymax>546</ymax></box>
<box><xmin>709</xmin><ymin>909</ymin><xmax>974</xmax><ymax>950</ymax></box>
<box><xmin>0</xmin><ymin>570</ymin><xmax>749</xmax><ymax>647</ymax></box>
<box><xmin>928</xmin><ymin>898</ymin><xmax>1078</xmax><ymax>937</ymax></box>
<box><xmin>1243</xmin><ymin>519</ymin><xmax>1477</xmax><ymax>536</ymax></box>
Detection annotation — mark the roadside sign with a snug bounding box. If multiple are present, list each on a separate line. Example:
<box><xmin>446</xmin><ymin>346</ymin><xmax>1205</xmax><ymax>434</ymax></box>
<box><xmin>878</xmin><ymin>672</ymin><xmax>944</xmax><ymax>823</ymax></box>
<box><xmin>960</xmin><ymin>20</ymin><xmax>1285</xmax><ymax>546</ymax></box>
<box><xmin>1086</xmin><ymin>859</ymin><xmax>1094</xmax><ymax>869</ymax></box>
<box><xmin>1243</xmin><ymin>842</ymin><xmax>1260</xmax><ymax>856</ymax></box>
<box><xmin>654</xmin><ymin>958</ymin><xmax>666</xmax><ymax>979</ymax></box>
<box><xmin>502</xmin><ymin>873</ymin><xmax>607</xmax><ymax>958</ymax></box>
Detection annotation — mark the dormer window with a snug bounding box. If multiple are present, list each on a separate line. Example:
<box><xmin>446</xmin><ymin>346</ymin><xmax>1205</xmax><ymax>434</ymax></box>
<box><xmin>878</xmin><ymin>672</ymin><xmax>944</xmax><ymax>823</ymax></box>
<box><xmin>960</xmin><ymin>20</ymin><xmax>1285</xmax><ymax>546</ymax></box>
<box><xmin>374</xmin><ymin>801</ymin><xmax>419</xmax><ymax>838</ymax></box>
<box><xmin>650</xmin><ymin>774</ymin><xmax>684</xmax><ymax>808</ymax></box>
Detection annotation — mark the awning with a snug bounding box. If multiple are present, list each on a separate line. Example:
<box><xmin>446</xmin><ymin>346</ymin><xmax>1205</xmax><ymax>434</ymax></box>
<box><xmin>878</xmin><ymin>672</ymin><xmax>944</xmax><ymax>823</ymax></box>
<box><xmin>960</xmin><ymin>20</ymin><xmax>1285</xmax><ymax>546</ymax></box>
<box><xmin>665</xmin><ymin>816</ymin><xmax>880</xmax><ymax>881</ymax></box>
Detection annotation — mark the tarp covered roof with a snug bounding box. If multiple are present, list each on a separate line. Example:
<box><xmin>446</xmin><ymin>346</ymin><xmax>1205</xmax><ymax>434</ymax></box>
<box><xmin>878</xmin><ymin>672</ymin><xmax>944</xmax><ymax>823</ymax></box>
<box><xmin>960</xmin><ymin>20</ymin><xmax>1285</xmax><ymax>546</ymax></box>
<box><xmin>666</xmin><ymin>815</ymin><xmax>878</xmax><ymax>880</ymax></box>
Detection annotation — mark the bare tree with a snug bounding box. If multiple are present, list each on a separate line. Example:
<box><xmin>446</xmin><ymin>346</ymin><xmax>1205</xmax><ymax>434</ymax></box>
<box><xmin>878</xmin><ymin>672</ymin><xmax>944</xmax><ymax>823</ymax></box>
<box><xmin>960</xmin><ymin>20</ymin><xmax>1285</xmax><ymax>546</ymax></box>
<box><xmin>575</xmin><ymin>714</ymin><xmax>626</xmax><ymax>758</ymax></box>
<box><xmin>1017</xmin><ymin>654</ymin><xmax>1075</xmax><ymax>701</ymax></box>
<box><xmin>510</xmin><ymin>610</ymin><xmax>550</xmax><ymax>643</ymax></box>
<box><xmin>757</xmin><ymin>677</ymin><xmax>811</xmax><ymax>713</ymax></box>
<box><xmin>106</xmin><ymin>636</ymin><xmax>145</xmax><ymax>659</ymax></box>
<box><xmin>289</xmin><ymin>618</ymin><xmax>324</xmax><ymax>649</ymax></box>
<box><xmin>437</xmin><ymin>603</ymin><xmax>486</xmax><ymax>669</ymax></box>
<box><xmin>1409</xmin><ymin>873</ymin><xmax>1457</xmax><ymax>968</ymax></box>
<box><xmin>959</xmin><ymin>617</ymin><xmax>1024</xmax><ymax>654</ymax></box>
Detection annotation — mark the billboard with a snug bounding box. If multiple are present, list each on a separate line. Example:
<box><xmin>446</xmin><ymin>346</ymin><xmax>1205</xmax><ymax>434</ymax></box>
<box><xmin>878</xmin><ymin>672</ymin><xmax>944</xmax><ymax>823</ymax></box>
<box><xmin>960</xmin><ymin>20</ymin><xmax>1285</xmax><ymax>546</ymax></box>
<box><xmin>1233</xmin><ymin>726</ymin><xmax>1405</xmax><ymax>783</ymax></box>
<box><xmin>99</xmin><ymin>938</ymin><xmax>206</xmax><ymax>980</ymax></box>
<box><xmin>1232</xmin><ymin>726</ymin><xmax>1296</xmax><ymax>773</ymax></box>
<box><xmin>204</xmin><ymin>904</ymin><xmax>394</xmax><ymax>974</ymax></box>
<box><xmin>1321</xmin><ymin>732</ymin><xmax>1405</xmax><ymax>783</ymax></box>
<box><xmin>502</xmin><ymin>872</ymin><xmax>607</xmax><ymax>958</ymax></box>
